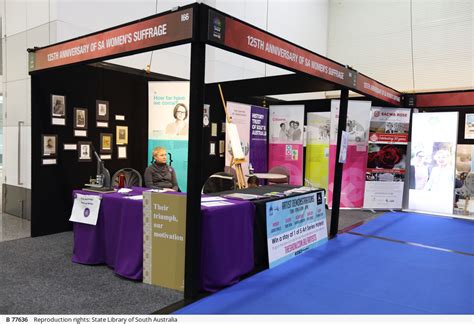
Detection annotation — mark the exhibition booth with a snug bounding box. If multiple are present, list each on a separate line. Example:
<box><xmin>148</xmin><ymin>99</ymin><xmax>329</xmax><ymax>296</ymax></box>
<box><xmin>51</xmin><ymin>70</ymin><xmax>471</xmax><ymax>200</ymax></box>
<box><xmin>33</xmin><ymin>3</ymin><xmax>474</xmax><ymax>311</ymax></box>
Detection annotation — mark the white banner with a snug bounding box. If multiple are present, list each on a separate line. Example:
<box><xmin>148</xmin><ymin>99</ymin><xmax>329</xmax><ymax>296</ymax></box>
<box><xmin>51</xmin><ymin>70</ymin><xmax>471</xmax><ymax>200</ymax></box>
<box><xmin>408</xmin><ymin>112</ymin><xmax>458</xmax><ymax>214</ymax></box>
<box><xmin>69</xmin><ymin>194</ymin><xmax>101</xmax><ymax>225</ymax></box>
<box><xmin>225</xmin><ymin>102</ymin><xmax>251</xmax><ymax>175</ymax></box>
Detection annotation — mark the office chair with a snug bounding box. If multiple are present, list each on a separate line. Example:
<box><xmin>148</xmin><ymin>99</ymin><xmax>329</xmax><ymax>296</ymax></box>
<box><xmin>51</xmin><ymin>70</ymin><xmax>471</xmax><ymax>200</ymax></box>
<box><xmin>201</xmin><ymin>172</ymin><xmax>235</xmax><ymax>194</ymax></box>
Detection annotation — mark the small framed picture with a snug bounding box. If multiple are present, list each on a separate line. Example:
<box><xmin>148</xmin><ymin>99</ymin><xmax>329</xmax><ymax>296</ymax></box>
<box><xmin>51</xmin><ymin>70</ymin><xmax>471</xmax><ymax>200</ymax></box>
<box><xmin>42</xmin><ymin>134</ymin><xmax>58</xmax><ymax>157</ymax></box>
<box><xmin>51</xmin><ymin>95</ymin><xmax>66</xmax><ymax>118</ymax></box>
<box><xmin>78</xmin><ymin>141</ymin><xmax>92</xmax><ymax>162</ymax></box>
<box><xmin>74</xmin><ymin>107</ymin><xmax>88</xmax><ymax>129</ymax></box>
<box><xmin>116</xmin><ymin>126</ymin><xmax>128</xmax><ymax>145</ymax></box>
<box><xmin>96</xmin><ymin>100</ymin><xmax>109</xmax><ymax>121</ymax></box>
<box><xmin>117</xmin><ymin>145</ymin><xmax>127</xmax><ymax>159</ymax></box>
<box><xmin>100</xmin><ymin>133</ymin><xmax>113</xmax><ymax>154</ymax></box>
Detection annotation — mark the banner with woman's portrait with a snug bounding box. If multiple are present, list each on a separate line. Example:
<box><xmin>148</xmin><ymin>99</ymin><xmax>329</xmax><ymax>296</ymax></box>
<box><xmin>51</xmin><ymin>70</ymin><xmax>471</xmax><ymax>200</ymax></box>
<box><xmin>363</xmin><ymin>107</ymin><xmax>411</xmax><ymax>209</ymax></box>
<box><xmin>148</xmin><ymin>81</ymin><xmax>190</xmax><ymax>192</ymax></box>
<box><xmin>408</xmin><ymin>112</ymin><xmax>458</xmax><ymax>214</ymax></box>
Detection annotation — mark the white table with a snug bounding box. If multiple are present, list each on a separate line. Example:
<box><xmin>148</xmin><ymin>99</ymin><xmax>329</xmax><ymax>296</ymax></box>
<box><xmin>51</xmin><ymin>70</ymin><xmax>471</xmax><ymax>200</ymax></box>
<box><xmin>247</xmin><ymin>173</ymin><xmax>288</xmax><ymax>180</ymax></box>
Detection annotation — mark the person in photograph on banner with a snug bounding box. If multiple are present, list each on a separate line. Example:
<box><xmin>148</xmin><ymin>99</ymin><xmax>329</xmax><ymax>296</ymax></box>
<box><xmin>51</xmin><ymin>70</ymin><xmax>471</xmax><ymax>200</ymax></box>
<box><xmin>409</xmin><ymin>150</ymin><xmax>430</xmax><ymax>189</ymax></box>
<box><xmin>279</xmin><ymin>123</ymin><xmax>289</xmax><ymax>140</ymax></box>
<box><xmin>291</xmin><ymin>121</ymin><xmax>302</xmax><ymax>141</ymax></box>
<box><xmin>165</xmin><ymin>103</ymin><xmax>189</xmax><ymax>136</ymax></box>
<box><xmin>424</xmin><ymin>146</ymin><xmax>453</xmax><ymax>192</ymax></box>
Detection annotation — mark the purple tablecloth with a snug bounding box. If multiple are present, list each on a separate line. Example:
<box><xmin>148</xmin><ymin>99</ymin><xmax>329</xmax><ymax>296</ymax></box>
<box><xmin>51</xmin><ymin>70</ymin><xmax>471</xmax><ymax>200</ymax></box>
<box><xmin>72</xmin><ymin>187</ymin><xmax>255</xmax><ymax>292</ymax></box>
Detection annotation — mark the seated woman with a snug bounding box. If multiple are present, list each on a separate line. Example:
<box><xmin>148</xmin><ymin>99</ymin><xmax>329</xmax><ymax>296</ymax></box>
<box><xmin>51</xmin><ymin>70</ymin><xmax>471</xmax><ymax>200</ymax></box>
<box><xmin>247</xmin><ymin>175</ymin><xmax>259</xmax><ymax>188</ymax></box>
<box><xmin>144</xmin><ymin>146</ymin><xmax>179</xmax><ymax>191</ymax></box>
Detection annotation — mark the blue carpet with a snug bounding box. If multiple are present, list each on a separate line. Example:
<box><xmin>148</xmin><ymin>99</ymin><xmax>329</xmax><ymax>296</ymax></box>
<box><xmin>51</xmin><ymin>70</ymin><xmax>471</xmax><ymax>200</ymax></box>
<box><xmin>352</xmin><ymin>212</ymin><xmax>474</xmax><ymax>254</ymax></box>
<box><xmin>177</xmin><ymin>234</ymin><xmax>474</xmax><ymax>314</ymax></box>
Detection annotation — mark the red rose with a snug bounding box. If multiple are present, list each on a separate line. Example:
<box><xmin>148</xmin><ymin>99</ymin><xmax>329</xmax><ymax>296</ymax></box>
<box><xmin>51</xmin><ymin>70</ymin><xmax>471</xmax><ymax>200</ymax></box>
<box><xmin>376</xmin><ymin>145</ymin><xmax>401</xmax><ymax>169</ymax></box>
<box><xmin>367</xmin><ymin>152</ymin><xmax>378</xmax><ymax>168</ymax></box>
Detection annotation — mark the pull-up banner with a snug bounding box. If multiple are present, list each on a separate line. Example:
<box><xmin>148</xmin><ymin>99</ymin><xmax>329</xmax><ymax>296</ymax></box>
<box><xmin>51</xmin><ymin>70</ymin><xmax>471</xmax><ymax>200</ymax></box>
<box><xmin>207</xmin><ymin>8</ymin><xmax>401</xmax><ymax>106</ymax></box>
<box><xmin>29</xmin><ymin>7</ymin><xmax>194</xmax><ymax>72</ymax></box>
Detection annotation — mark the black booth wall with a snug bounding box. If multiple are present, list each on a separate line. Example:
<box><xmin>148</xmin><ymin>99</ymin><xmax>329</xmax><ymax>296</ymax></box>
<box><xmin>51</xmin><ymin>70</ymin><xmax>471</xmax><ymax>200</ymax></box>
<box><xmin>31</xmin><ymin>64</ymin><xmax>176</xmax><ymax>237</ymax></box>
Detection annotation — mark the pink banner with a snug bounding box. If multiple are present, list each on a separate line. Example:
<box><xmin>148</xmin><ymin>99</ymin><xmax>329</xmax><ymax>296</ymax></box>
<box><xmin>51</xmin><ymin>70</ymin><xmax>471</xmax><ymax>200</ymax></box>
<box><xmin>269</xmin><ymin>144</ymin><xmax>303</xmax><ymax>185</ymax></box>
<box><xmin>328</xmin><ymin>145</ymin><xmax>368</xmax><ymax>207</ymax></box>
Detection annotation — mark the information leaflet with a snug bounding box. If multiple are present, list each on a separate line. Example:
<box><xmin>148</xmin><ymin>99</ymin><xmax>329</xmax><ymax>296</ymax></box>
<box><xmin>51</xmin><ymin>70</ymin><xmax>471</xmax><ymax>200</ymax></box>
<box><xmin>265</xmin><ymin>191</ymin><xmax>327</xmax><ymax>268</ymax></box>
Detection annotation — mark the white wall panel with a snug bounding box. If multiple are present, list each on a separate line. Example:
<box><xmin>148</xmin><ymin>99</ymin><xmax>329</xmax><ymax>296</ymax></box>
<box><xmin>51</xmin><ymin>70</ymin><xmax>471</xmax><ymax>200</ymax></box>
<box><xmin>26</xmin><ymin>0</ymin><xmax>49</xmax><ymax>30</ymax></box>
<box><xmin>5</xmin><ymin>0</ymin><xmax>26</xmax><ymax>37</ymax></box>
<box><xmin>26</xmin><ymin>23</ymin><xmax>52</xmax><ymax>50</ymax></box>
<box><xmin>19</xmin><ymin>124</ymin><xmax>30</xmax><ymax>188</ymax></box>
<box><xmin>328</xmin><ymin>0</ymin><xmax>473</xmax><ymax>92</ymax></box>
<box><xmin>5</xmin><ymin>31</ymin><xmax>27</xmax><ymax>82</ymax></box>
<box><xmin>5</xmin><ymin>79</ymin><xmax>27</xmax><ymax>127</ymax></box>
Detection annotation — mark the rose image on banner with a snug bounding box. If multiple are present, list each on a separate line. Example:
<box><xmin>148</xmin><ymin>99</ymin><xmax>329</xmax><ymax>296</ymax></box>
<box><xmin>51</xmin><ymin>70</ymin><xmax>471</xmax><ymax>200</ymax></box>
<box><xmin>367</xmin><ymin>144</ymin><xmax>406</xmax><ymax>170</ymax></box>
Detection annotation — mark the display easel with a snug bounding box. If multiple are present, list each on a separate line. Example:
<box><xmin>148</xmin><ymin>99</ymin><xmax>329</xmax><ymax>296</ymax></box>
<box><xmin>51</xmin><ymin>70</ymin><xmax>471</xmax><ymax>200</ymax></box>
<box><xmin>218</xmin><ymin>84</ymin><xmax>247</xmax><ymax>189</ymax></box>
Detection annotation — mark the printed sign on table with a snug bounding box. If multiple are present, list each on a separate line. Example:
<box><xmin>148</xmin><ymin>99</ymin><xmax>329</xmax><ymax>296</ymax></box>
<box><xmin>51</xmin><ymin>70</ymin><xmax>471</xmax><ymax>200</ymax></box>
<box><xmin>363</xmin><ymin>107</ymin><xmax>411</xmax><ymax>209</ymax></box>
<box><xmin>69</xmin><ymin>194</ymin><xmax>101</xmax><ymax>225</ymax></box>
<box><xmin>143</xmin><ymin>192</ymin><xmax>186</xmax><ymax>291</ymax></box>
<box><xmin>266</xmin><ymin>191</ymin><xmax>327</xmax><ymax>268</ymax></box>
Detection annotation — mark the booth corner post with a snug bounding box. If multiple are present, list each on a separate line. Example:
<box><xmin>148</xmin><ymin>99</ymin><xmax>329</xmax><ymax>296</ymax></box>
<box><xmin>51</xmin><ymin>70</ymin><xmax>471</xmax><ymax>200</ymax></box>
<box><xmin>184</xmin><ymin>3</ymin><xmax>207</xmax><ymax>300</ymax></box>
<box><xmin>329</xmin><ymin>88</ymin><xmax>349</xmax><ymax>238</ymax></box>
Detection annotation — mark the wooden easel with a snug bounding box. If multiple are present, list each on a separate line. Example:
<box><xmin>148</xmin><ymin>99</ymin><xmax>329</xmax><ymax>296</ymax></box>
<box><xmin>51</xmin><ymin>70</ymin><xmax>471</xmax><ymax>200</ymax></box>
<box><xmin>218</xmin><ymin>84</ymin><xmax>247</xmax><ymax>189</ymax></box>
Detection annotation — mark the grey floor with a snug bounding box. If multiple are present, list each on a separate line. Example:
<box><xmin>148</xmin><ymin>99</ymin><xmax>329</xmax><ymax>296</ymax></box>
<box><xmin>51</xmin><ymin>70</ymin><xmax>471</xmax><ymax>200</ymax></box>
<box><xmin>0</xmin><ymin>231</ymin><xmax>183</xmax><ymax>314</ymax></box>
<box><xmin>0</xmin><ymin>202</ymin><xmax>387</xmax><ymax>314</ymax></box>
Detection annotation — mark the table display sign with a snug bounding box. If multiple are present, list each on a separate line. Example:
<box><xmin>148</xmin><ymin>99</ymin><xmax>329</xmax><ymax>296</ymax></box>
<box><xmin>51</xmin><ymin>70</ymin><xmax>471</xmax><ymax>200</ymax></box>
<box><xmin>143</xmin><ymin>191</ymin><xmax>186</xmax><ymax>291</ymax></box>
<box><xmin>69</xmin><ymin>193</ymin><xmax>101</xmax><ymax>225</ymax></box>
<box><xmin>328</xmin><ymin>100</ymin><xmax>372</xmax><ymax>208</ymax></box>
<box><xmin>148</xmin><ymin>81</ymin><xmax>190</xmax><ymax>192</ymax></box>
<box><xmin>408</xmin><ymin>112</ymin><xmax>458</xmax><ymax>214</ymax></box>
<box><xmin>363</xmin><ymin>107</ymin><xmax>410</xmax><ymax>209</ymax></box>
<box><xmin>265</xmin><ymin>191</ymin><xmax>327</xmax><ymax>268</ymax></box>
<box><xmin>269</xmin><ymin>105</ymin><xmax>305</xmax><ymax>185</ymax></box>
<box><xmin>305</xmin><ymin>112</ymin><xmax>330</xmax><ymax>191</ymax></box>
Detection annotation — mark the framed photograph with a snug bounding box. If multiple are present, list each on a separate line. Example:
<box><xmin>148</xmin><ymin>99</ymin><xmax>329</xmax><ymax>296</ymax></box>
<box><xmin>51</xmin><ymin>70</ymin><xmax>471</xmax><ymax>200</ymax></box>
<box><xmin>100</xmin><ymin>133</ymin><xmax>113</xmax><ymax>154</ymax></box>
<box><xmin>116</xmin><ymin>126</ymin><xmax>128</xmax><ymax>145</ymax></box>
<box><xmin>42</xmin><ymin>134</ymin><xmax>58</xmax><ymax>157</ymax></box>
<box><xmin>96</xmin><ymin>100</ymin><xmax>109</xmax><ymax>121</ymax></box>
<box><xmin>117</xmin><ymin>146</ymin><xmax>127</xmax><ymax>159</ymax></box>
<box><xmin>74</xmin><ymin>107</ymin><xmax>88</xmax><ymax>129</ymax></box>
<box><xmin>78</xmin><ymin>141</ymin><xmax>92</xmax><ymax>162</ymax></box>
<box><xmin>51</xmin><ymin>95</ymin><xmax>66</xmax><ymax>118</ymax></box>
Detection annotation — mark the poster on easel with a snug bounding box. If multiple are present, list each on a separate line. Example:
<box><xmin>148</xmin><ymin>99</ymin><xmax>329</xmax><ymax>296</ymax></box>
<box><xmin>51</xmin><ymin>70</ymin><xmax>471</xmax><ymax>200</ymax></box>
<box><xmin>225</xmin><ymin>102</ymin><xmax>268</xmax><ymax>176</ymax></box>
<box><xmin>363</xmin><ymin>107</ymin><xmax>410</xmax><ymax>209</ymax></box>
<box><xmin>305</xmin><ymin>112</ymin><xmax>330</xmax><ymax>192</ymax></box>
<box><xmin>269</xmin><ymin>105</ymin><xmax>304</xmax><ymax>185</ymax></box>
<box><xmin>148</xmin><ymin>81</ymin><xmax>190</xmax><ymax>192</ymax></box>
<box><xmin>328</xmin><ymin>100</ymin><xmax>372</xmax><ymax>208</ymax></box>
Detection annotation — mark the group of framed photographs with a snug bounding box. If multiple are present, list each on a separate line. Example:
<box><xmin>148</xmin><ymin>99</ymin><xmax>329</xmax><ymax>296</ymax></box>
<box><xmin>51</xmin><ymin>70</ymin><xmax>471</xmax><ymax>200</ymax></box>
<box><xmin>44</xmin><ymin>94</ymin><xmax>129</xmax><ymax>165</ymax></box>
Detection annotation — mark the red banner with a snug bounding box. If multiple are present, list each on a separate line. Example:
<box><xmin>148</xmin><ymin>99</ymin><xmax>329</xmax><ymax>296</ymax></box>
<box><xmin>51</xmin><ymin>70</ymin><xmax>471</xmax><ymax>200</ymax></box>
<box><xmin>30</xmin><ymin>8</ymin><xmax>193</xmax><ymax>72</ymax></box>
<box><xmin>207</xmin><ymin>9</ymin><xmax>402</xmax><ymax>106</ymax></box>
<box><xmin>357</xmin><ymin>74</ymin><xmax>401</xmax><ymax>106</ymax></box>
